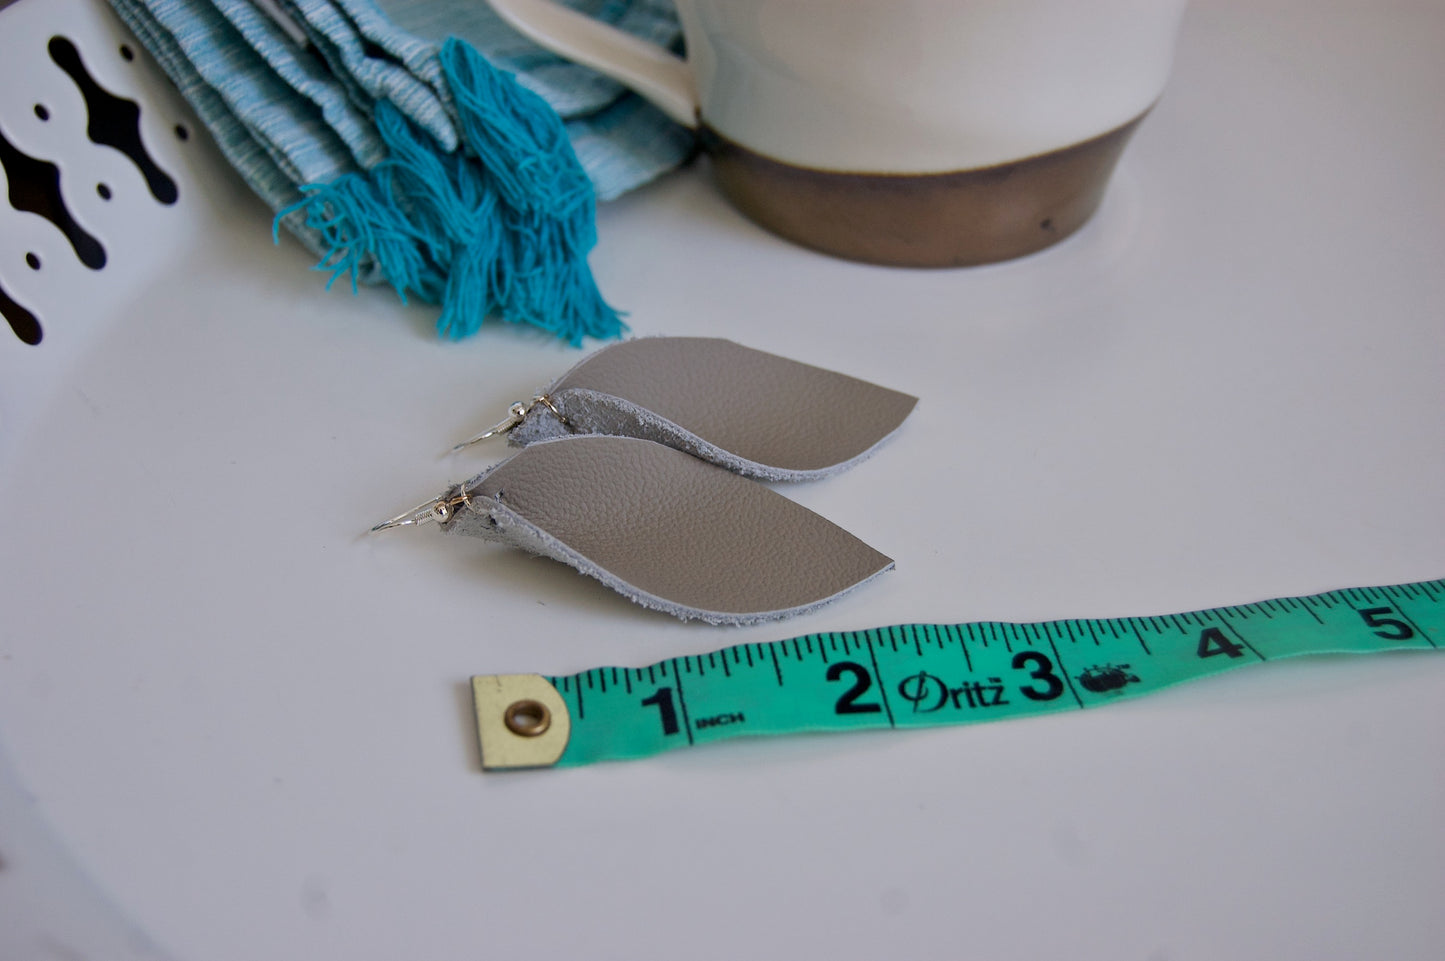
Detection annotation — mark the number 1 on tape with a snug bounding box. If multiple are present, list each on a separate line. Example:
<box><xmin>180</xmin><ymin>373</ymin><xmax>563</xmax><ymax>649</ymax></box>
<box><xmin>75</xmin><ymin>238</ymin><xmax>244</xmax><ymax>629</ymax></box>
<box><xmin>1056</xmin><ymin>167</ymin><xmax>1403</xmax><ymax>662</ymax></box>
<box><xmin>471</xmin><ymin>577</ymin><xmax>1443</xmax><ymax>770</ymax></box>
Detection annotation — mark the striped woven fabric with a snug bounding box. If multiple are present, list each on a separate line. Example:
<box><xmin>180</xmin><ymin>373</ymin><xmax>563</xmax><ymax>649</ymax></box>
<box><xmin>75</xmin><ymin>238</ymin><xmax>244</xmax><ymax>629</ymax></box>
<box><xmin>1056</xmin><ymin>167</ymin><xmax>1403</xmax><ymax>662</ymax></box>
<box><xmin>108</xmin><ymin>0</ymin><xmax>693</xmax><ymax>342</ymax></box>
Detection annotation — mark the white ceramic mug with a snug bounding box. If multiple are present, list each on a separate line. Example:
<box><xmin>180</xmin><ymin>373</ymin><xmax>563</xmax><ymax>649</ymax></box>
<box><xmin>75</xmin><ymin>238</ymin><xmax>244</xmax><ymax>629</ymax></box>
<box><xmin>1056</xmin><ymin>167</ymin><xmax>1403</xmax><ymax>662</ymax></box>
<box><xmin>489</xmin><ymin>0</ymin><xmax>1189</xmax><ymax>266</ymax></box>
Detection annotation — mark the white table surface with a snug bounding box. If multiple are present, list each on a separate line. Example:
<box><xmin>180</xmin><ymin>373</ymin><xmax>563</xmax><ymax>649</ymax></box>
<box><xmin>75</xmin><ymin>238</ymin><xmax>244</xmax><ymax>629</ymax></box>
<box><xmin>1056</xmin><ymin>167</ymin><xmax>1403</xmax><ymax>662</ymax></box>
<box><xmin>2</xmin><ymin>1</ymin><xmax>1442</xmax><ymax>958</ymax></box>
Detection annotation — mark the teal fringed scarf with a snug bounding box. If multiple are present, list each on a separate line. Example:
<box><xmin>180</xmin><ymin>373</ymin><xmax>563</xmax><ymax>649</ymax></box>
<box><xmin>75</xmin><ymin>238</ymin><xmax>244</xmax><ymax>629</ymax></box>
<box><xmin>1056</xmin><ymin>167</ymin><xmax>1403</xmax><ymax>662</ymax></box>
<box><xmin>106</xmin><ymin>0</ymin><xmax>693</xmax><ymax>344</ymax></box>
<box><xmin>280</xmin><ymin>39</ymin><xmax>618</xmax><ymax>344</ymax></box>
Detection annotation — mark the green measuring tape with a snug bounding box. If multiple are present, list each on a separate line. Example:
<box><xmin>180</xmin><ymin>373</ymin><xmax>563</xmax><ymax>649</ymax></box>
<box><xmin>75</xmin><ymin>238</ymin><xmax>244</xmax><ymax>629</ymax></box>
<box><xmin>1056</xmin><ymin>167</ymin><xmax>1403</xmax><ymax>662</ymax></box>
<box><xmin>470</xmin><ymin>577</ymin><xmax>1443</xmax><ymax>770</ymax></box>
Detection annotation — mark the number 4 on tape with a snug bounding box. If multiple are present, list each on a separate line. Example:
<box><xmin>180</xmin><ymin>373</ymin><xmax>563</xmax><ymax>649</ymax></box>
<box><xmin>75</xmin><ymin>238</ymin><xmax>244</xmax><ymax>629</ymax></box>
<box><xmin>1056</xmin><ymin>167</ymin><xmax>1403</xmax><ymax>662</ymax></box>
<box><xmin>471</xmin><ymin>578</ymin><xmax>1443</xmax><ymax>771</ymax></box>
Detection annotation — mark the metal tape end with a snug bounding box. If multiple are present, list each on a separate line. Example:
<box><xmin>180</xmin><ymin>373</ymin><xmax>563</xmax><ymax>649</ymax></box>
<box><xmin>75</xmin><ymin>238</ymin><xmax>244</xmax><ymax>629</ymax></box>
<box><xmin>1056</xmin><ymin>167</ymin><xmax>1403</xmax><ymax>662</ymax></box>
<box><xmin>471</xmin><ymin>674</ymin><xmax>571</xmax><ymax>770</ymax></box>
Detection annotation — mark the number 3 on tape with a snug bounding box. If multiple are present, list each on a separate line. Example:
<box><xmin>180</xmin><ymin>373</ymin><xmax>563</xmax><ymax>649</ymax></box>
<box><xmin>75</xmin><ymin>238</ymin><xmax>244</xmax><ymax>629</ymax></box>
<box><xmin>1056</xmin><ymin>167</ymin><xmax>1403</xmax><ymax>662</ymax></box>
<box><xmin>471</xmin><ymin>578</ymin><xmax>1443</xmax><ymax>770</ymax></box>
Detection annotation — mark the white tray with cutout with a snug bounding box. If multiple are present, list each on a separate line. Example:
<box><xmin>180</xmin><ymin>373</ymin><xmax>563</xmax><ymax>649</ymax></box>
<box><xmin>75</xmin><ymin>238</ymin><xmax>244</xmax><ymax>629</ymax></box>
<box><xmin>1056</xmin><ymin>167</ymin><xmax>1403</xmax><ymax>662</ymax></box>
<box><xmin>3</xmin><ymin>1</ymin><xmax>1444</xmax><ymax>958</ymax></box>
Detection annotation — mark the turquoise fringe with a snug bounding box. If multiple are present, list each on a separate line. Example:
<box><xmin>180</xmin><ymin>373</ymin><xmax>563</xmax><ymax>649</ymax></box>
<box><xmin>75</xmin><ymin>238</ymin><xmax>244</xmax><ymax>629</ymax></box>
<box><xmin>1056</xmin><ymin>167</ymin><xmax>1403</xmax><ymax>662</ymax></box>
<box><xmin>275</xmin><ymin>37</ymin><xmax>624</xmax><ymax>345</ymax></box>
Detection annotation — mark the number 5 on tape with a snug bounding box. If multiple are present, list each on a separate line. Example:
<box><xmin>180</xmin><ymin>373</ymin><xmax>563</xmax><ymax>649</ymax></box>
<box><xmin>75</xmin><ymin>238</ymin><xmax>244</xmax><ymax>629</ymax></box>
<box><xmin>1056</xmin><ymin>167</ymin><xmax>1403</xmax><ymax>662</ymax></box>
<box><xmin>471</xmin><ymin>577</ymin><xmax>1443</xmax><ymax>770</ymax></box>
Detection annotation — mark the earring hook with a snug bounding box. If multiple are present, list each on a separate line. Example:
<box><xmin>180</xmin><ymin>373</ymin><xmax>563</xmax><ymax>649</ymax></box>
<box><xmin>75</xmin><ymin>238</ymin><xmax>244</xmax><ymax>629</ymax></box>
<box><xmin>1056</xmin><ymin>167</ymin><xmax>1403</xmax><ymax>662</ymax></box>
<box><xmin>370</xmin><ymin>483</ymin><xmax>480</xmax><ymax>533</ymax></box>
<box><xmin>450</xmin><ymin>394</ymin><xmax>569</xmax><ymax>453</ymax></box>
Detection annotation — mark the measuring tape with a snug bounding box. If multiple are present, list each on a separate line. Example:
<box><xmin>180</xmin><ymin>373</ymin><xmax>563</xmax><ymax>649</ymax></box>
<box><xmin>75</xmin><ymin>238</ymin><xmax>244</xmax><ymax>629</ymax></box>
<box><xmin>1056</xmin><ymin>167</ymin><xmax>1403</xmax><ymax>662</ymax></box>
<box><xmin>471</xmin><ymin>577</ymin><xmax>1443</xmax><ymax>770</ymax></box>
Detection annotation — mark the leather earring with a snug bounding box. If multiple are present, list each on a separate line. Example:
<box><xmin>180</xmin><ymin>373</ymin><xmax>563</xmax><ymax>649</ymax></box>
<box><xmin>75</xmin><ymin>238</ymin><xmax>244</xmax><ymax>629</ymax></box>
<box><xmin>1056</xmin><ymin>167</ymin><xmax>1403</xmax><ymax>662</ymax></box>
<box><xmin>377</xmin><ymin>435</ymin><xmax>894</xmax><ymax>624</ymax></box>
<box><xmin>453</xmin><ymin>336</ymin><xmax>917</xmax><ymax>482</ymax></box>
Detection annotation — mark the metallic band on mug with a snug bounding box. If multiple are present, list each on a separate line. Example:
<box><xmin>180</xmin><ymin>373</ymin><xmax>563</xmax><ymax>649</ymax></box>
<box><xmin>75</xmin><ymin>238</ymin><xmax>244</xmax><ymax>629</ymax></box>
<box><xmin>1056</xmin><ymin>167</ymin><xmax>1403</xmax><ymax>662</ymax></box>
<box><xmin>700</xmin><ymin>112</ymin><xmax>1148</xmax><ymax>268</ymax></box>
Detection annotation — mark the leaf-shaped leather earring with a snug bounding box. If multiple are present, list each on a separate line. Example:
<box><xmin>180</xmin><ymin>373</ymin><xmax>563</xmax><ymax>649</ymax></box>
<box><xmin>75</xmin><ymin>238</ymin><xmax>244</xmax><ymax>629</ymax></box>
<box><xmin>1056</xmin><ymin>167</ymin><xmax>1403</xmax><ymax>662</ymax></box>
<box><xmin>376</xmin><ymin>435</ymin><xmax>893</xmax><ymax>624</ymax></box>
<box><xmin>454</xmin><ymin>337</ymin><xmax>917</xmax><ymax>481</ymax></box>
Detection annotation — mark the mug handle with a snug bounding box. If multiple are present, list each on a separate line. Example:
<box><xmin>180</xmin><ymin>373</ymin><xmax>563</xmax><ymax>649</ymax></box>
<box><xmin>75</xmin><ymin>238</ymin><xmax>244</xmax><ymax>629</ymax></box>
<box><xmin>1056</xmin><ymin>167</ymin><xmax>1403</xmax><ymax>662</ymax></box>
<box><xmin>486</xmin><ymin>0</ymin><xmax>699</xmax><ymax>128</ymax></box>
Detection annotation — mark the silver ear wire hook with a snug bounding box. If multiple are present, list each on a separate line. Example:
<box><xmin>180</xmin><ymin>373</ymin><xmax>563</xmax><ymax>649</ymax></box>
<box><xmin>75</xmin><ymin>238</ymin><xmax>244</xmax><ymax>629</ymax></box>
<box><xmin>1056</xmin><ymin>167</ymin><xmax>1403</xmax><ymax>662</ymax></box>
<box><xmin>451</xmin><ymin>394</ymin><xmax>570</xmax><ymax>453</ymax></box>
<box><xmin>370</xmin><ymin>482</ymin><xmax>481</xmax><ymax>533</ymax></box>
<box><xmin>370</xmin><ymin>496</ymin><xmax>455</xmax><ymax>533</ymax></box>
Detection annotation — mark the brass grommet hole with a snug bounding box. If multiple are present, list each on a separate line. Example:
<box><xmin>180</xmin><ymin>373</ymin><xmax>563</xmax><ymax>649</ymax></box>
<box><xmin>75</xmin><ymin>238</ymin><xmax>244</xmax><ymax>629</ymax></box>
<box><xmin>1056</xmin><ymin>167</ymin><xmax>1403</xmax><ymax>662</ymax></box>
<box><xmin>504</xmin><ymin>699</ymin><xmax>551</xmax><ymax>737</ymax></box>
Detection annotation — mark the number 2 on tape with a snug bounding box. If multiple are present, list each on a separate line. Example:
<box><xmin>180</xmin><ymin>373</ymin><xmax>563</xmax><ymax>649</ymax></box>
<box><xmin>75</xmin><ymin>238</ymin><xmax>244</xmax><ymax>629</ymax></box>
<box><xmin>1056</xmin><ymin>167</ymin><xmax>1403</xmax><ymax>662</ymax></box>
<box><xmin>470</xmin><ymin>577</ymin><xmax>1443</xmax><ymax>770</ymax></box>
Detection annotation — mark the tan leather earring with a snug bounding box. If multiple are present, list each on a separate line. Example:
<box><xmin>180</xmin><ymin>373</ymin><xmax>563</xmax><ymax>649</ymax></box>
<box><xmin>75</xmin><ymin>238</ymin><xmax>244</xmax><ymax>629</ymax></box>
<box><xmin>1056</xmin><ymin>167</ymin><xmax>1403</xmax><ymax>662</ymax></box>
<box><xmin>376</xmin><ymin>434</ymin><xmax>894</xmax><ymax>624</ymax></box>
<box><xmin>453</xmin><ymin>336</ymin><xmax>918</xmax><ymax>482</ymax></box>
